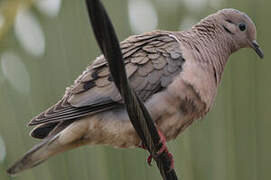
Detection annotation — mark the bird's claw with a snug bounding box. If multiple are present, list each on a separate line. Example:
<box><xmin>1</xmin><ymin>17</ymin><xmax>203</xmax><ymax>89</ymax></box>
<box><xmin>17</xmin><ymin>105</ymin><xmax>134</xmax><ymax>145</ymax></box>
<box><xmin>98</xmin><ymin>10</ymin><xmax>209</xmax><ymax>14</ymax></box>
<box><xmin>147</xmin><ymin>154</ymin><xmax>153</xmax><ymax>166</ymax></box>
<box><xmin>138</xmin><ymin>129</ymin><xmax>175</xmax><ymax>170</ymax></box>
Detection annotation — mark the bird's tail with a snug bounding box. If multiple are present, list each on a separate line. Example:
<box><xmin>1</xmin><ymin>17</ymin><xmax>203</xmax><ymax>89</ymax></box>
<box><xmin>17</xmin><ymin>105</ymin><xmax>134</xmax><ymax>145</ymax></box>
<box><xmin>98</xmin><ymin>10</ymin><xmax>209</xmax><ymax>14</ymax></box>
<box><xmin>6</xmin><ymin>134</ymin><xmax>75</xmax><ymax>175</ymax></box>
<box><xmin>7</xmin><ymin>120</ymin><xmax>89</xmax><ymax>175</ymax></box>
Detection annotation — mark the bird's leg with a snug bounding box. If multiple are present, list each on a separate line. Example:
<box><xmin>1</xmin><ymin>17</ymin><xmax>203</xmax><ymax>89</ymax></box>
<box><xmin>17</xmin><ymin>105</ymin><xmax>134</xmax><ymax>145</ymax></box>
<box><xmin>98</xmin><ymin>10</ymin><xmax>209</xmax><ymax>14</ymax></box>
<box><xmin>155</xmin><ymin>129</ymin><xmax>174</xmax><ymax>170</ymax></box>
<box><xmin>138</xmin><ymin>129</ymin><xmax>174</xmax><ymax>170</ymax></box>
<box><xmin>138</xmin><ymin>143</ymin><xmax>153</xmax><ymax>165</ymax></box>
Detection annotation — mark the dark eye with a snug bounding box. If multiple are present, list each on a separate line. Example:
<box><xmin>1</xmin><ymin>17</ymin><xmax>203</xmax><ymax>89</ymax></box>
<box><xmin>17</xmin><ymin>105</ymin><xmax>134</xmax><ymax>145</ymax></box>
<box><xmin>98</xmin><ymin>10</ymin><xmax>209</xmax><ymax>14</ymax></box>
<box><xmin>238</xmin><ymin>23</ymin><xmax>246</xmax><ymax>31</ymax></box>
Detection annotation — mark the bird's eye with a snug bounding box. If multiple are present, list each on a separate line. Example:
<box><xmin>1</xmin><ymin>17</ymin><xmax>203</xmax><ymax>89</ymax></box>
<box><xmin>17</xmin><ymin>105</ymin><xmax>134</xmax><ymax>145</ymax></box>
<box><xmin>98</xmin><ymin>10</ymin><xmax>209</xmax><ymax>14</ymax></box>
<box><xmin>238</xmin><ymin>23</ymin><xmax>246</xmax><ymax>31</ymax></box>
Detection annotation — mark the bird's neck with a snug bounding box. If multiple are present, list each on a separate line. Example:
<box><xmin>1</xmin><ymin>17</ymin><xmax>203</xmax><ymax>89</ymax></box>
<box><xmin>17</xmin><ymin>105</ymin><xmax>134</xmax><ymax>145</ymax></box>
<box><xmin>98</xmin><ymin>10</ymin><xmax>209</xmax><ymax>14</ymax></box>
<box><xmin>176</xmin><ymin>22</ymin><xmax>236</xmax><ymax>84</ymax></box>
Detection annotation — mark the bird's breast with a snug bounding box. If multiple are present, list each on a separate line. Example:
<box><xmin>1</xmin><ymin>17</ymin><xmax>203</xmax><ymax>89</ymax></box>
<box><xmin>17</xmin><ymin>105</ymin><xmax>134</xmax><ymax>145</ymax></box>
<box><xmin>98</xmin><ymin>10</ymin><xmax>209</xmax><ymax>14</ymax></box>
<box><xmin>150</xmin><ymin>76</ymin><xmax>208</xmax><ymax>141</ymax></box>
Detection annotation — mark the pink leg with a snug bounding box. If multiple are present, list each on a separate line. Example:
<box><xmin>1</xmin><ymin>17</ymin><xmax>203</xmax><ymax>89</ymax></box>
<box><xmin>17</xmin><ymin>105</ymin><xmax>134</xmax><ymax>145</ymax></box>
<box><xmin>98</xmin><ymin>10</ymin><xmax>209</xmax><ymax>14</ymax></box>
<box><xmin>138</xmin><ymin>129</ymin><xmax>174</xmax><ymax>170</ymax></box>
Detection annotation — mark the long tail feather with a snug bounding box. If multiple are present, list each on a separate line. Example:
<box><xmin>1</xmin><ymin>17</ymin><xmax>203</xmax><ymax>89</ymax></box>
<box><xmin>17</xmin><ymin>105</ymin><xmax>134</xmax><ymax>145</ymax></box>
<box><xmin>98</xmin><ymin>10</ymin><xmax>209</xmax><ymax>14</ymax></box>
<box><xmin>7</xmin><ymin>135</ymin><xmax>61</xmax><ymax>175</ymax></box>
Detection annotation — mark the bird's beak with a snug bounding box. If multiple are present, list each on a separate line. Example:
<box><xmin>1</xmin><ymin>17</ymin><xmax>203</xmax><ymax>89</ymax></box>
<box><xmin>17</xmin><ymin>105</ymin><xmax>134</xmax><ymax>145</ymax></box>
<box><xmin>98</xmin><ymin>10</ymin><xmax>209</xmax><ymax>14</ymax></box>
<box><xmin>250</xmin><ymin>40</ymin><xmax>264</xmax><ymax>59</ymax></box>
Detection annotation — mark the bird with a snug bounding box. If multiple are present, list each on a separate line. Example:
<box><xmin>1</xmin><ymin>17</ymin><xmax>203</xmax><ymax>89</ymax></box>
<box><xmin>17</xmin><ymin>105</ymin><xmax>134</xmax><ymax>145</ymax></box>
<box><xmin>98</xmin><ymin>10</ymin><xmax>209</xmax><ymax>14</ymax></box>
<box><xmin>7</xmin><ymin>8</ymin><xmax>264</xmax><ymax>175</ymax></box>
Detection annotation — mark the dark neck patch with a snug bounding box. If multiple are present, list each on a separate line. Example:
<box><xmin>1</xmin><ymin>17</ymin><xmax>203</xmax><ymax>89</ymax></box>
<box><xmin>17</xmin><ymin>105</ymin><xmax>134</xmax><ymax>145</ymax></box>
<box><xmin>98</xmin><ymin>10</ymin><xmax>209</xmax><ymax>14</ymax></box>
<box><xmin>222</xmin><ymin>25</ymin><xmax>234</xmax><ymax>35</ymax></box>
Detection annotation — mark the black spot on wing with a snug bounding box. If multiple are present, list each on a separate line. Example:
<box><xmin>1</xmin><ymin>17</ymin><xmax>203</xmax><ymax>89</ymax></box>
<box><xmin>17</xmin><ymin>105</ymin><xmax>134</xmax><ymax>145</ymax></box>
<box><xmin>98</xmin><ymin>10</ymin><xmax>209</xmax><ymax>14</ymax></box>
<box><xmin>83</xmin><ymin>81</ymin><xmax>96</xmax><ymax>91</ymax></box>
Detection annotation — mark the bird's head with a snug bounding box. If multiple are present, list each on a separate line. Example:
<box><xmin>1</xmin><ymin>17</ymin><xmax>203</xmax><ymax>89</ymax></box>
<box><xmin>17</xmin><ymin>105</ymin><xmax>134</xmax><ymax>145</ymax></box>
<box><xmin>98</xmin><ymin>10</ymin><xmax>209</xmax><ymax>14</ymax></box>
<box><xmin>216</xmin><ymin>8</ymin><xmax>264</xmax><ymax>58</ymax></box>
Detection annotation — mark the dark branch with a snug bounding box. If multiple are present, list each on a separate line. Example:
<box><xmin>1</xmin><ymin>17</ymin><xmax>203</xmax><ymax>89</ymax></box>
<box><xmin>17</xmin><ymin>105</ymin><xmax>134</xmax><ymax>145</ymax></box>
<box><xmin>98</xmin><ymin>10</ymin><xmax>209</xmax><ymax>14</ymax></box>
<box><xmin>84</xmin><ymin>0</ymin><xmax>178</xmax><ymax>179</ymax></box>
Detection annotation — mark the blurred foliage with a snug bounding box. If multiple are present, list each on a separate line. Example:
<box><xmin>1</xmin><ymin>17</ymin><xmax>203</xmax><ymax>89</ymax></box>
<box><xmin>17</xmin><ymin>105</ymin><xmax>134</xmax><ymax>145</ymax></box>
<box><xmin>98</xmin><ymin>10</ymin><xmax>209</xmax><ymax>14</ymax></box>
<box><xmin>0</xmin><ymin>0</ymin><xmax>270</xmax><ymax>180</ymax></box>
<box><xmin>0</xmin><ymin>0</ymin><xmax>34</xmax><ymax>40</ymax></box>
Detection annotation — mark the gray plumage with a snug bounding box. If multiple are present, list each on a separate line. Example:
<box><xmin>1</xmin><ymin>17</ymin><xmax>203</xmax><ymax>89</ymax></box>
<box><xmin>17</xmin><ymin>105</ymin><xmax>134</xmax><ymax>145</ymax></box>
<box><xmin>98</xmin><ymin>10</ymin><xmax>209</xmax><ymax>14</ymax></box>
<box><xmin>7</xmin><ymin>8</ymin><xmax>264</xmax><ymax>174</ymax></box>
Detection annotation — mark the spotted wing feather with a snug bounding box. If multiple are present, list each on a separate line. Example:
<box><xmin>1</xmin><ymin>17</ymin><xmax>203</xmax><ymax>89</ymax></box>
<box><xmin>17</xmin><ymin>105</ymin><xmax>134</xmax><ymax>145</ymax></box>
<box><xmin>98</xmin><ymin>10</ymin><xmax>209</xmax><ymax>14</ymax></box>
<box><xmin>29</xmin><ymin>30</ymin><xmax>185</xmax><ymax>127</ymax></box>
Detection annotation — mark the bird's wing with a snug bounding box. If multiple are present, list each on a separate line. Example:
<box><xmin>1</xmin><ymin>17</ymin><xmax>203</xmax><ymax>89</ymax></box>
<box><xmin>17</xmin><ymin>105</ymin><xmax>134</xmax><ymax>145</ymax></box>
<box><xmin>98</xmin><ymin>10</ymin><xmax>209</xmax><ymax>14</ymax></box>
<box><xmin>28</xmin><ymin>30</ymin><xmax>185</xmax><ymax>126</ymax></box>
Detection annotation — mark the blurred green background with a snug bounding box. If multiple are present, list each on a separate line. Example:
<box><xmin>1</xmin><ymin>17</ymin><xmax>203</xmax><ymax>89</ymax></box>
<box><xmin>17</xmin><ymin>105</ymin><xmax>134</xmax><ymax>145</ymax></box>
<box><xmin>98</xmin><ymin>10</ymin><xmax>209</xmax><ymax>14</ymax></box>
<box><xmin>0</xmin><ymin>0</ymin><xmax>269</xmax><ymax>180</ymax></box>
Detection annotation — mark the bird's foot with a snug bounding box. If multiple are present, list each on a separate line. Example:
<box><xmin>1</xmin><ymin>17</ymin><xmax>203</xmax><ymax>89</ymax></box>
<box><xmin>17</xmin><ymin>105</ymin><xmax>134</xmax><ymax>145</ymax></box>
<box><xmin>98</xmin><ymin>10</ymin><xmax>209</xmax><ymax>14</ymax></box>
<box><xmin>138</xmin><ymin>129</ymin><xmax>174</xmax><ymax>170</ymax></box>
<box><xmin>138</xmin><ymin>143</ymin><xmax>153</xmax><ymax>165</ymax></box>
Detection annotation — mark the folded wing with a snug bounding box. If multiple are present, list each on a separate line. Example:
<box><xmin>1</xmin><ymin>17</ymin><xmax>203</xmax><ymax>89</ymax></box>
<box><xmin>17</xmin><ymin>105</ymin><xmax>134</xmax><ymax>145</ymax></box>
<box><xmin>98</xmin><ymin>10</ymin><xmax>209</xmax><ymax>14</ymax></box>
<box><xmin>29</xmin><ymin>30</ymin><xmax>185</xmax><ymax>138</ymax></box>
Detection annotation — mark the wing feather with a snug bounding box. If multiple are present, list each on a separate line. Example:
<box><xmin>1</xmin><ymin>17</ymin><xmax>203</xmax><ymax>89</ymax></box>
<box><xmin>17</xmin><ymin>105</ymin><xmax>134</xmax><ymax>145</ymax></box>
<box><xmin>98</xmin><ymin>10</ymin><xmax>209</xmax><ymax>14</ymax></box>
<box><xmin>29</xmin><ymin>30</ymin><xmax>185</xmax><ymax>126</ymax></box>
